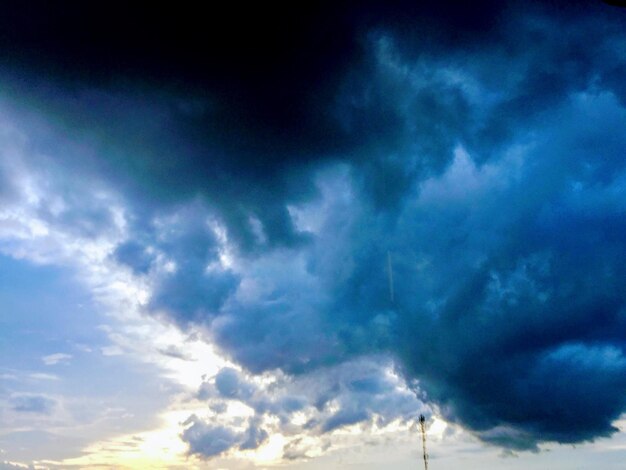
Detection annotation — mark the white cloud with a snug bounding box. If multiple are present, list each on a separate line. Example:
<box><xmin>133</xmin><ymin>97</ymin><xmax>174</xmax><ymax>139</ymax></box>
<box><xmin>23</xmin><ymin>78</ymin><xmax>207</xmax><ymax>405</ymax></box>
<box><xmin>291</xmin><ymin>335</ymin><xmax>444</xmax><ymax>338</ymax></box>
<box><xmin>99</xmin><ymin>346</ymin><xmax>123</xmax><ymax>357</ymax></box>
<box><xmin>41</xmin><ymin>353</ymin><xmax>72</xmax><ymax>366</ymax></box>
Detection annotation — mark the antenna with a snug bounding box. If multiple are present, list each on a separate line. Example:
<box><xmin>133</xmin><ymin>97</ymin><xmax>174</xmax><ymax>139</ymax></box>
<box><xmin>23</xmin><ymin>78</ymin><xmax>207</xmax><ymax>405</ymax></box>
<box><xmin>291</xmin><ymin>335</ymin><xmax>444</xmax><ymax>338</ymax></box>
<box><xmin>419</xmin><ymin>414</ymin><xmax>428</xmax><ymax>470</ymax></box>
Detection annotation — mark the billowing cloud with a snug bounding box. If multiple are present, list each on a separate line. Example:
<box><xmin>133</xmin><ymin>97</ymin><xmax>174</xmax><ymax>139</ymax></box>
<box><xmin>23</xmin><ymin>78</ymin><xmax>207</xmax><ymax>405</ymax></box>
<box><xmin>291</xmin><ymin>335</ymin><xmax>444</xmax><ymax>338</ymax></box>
<box><xmin>187</xmin><ymin>358</ymin><xmax>427</xmax><ymax>458</ymax></box>
<box><xmin>181</xmin><ymin>414</ymin><xmax>269</xmax><ymax>458</ymax></box>
<box><xmin>181</xmin><ymin>416</ymin><xmax>242</xmax><ymax>457</ymax></box>
<box><xmin>1</xmin><ymin>0</ymin><xmax>625</xmax><ymax>459</ymax></box>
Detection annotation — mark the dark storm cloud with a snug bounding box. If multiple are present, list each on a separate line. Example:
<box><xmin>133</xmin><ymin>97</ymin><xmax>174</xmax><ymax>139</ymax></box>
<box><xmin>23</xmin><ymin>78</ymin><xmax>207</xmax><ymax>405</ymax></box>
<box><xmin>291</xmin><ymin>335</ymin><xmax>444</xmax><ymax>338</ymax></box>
<box><xmin>0</xmin><ymin>0</ymin><xmax>516</xmax><ymax>249</ymax></box>
<box><xmin>361</xmin><ymin>92</ymin><xmax>626</xmax><ymax>448</ymax></box>
<box><xmin>3</xmin><ymin>0</ymin><xmax>626</xmax><ymax>454</ymax></box>
<box><xmin>1</xmin><ymin>1</ymin><xmax>618</xmax><ymax>247</ymax></box>
<box><xmin>117</xmin><ymin>203</ymin><xmax>239</xmax><ymax>325</ymax></box>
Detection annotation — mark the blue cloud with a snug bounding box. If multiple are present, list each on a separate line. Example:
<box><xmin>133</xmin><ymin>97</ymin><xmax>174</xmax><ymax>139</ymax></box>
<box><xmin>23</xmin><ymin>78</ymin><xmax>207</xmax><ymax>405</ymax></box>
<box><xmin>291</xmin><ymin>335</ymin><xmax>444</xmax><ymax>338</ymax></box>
<box><xmin>10</xmin><ymin>395</ymin><xmax>55</xmax><ymax>414</ymax></box>
<box><xmin>113</xmin><ymin>241</ymin><xmax>154</xmax><ymax>274</ymax></box>
<box><xmin>181</xmin><ymin>414</ymin><xmax>269</xmax><ymax>457</ymax></box>
<box><xmin>213</xmin><ymin>368</ymin><xmax>255</xmax><ymax>401</ymax></box>
<box><xmin>239</xmin><ymin>420</ymin><xmax>269</xmax><ymax>451</ymax></box>
<box><xmin>120</xmin><ymin>14</ymin><xmax>626</xmax><ymax>450</ymax></box>
<box><xmin>322</xmin><ymin>409</ymin><xmax>370</xmax><ymax>433</ymax></box>
<box><xmin>181</xmin><ymin>416</ymin><xmax>241</xmax><ymax>457</ymax></box>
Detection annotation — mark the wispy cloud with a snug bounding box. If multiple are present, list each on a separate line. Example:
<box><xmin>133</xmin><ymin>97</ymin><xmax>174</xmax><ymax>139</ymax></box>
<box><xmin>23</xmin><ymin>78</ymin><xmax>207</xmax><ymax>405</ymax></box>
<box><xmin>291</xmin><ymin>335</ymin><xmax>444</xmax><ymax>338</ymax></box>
<box><xmin>41</xmin><ymin>353</ymin><xmax>72</xmax><ymax>366</ymax></box>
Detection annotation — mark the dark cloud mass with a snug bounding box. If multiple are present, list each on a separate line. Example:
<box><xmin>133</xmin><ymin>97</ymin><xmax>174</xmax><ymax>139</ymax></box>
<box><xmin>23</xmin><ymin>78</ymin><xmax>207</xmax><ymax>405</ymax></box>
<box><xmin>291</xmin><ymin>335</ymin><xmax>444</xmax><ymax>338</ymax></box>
<box><xmin>2</xmin><ymin>0</ymin><xmax>626</xmax><ymax>455</ymax></box>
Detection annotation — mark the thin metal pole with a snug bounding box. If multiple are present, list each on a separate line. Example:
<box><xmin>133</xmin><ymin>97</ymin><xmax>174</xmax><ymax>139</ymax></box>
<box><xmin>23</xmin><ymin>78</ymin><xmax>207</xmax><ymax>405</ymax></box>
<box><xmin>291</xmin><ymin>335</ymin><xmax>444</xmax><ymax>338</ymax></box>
<box><xmin>419</xmin><ymin>414</ymin><xmax>428</xmax><ymax>470</ymax></box>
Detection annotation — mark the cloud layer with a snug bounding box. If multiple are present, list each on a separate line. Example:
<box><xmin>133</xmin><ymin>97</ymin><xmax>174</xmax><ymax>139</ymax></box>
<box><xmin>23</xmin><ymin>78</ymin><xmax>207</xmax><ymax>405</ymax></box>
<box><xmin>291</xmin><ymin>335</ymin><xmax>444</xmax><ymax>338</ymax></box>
<box><xmin>1</xmin><ymin>0</ymin><xmax>626</xmax><ymax>457</ymax></box>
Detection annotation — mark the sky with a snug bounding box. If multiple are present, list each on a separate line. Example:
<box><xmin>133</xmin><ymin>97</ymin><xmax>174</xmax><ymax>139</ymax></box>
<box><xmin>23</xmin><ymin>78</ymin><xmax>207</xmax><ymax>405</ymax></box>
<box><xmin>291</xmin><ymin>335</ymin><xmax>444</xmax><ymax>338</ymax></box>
<box><xmin>1</xmin><ymin>1</ymin><xmax>626</xmax><ymax>468</ymax></box>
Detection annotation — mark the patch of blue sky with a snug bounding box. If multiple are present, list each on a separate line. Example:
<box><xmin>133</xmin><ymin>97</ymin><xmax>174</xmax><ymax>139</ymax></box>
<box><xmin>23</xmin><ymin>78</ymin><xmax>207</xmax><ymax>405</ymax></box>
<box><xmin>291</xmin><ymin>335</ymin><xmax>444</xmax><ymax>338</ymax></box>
<box><xmin>0</xmin><ymin>255</ymin><xmax>103</xmax><ymax>369</ymax></box>
<box><xmin>0</xmin><ymin>254</ymin><xmax>174</xmax><ymax>463</ymax></box>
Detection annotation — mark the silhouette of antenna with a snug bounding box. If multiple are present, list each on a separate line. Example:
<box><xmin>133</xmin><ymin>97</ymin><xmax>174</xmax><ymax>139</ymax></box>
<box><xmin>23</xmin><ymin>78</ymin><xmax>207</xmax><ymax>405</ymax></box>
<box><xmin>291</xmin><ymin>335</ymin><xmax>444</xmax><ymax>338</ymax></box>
<box><xmin>419</xmin><ymin>414</ymin><xmax>428</xmax><ymax>470</ymax></box>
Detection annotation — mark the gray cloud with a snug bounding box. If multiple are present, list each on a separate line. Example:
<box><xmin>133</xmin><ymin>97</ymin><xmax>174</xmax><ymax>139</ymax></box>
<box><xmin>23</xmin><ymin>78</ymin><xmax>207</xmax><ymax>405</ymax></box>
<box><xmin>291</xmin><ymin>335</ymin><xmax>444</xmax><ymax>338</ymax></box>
<box><xmin>181</xmin><ymin>416</ymin><xmax>242</xmax><ymax>458</ymax></box>
<box><xmin>157</xmin><ymin>345</ymin><xmax>194</xmax><ymax>361</ymax></box>
<box><xmin>239</xmin><ymin>419</ymin><xmax>269</xmax><ymax>451</ymax></box>
<box><xmin>181</xmin><ymin>414</ymin><xmax>269</xmax><ymax>458</ymax></box>
<box><xmin>213</xmin><ymin>368</ymin><xmax>256</xmax><ymax>401</ymax></box>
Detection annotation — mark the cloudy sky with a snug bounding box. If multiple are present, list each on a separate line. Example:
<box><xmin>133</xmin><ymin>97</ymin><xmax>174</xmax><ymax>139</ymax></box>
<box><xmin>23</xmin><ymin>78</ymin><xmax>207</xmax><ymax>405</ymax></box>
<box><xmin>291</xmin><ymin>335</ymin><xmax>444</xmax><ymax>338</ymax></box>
<box><xmin>1</xmin><ymin>1</ymin><xmax>626</xmax><ymax>468</ymax></box>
